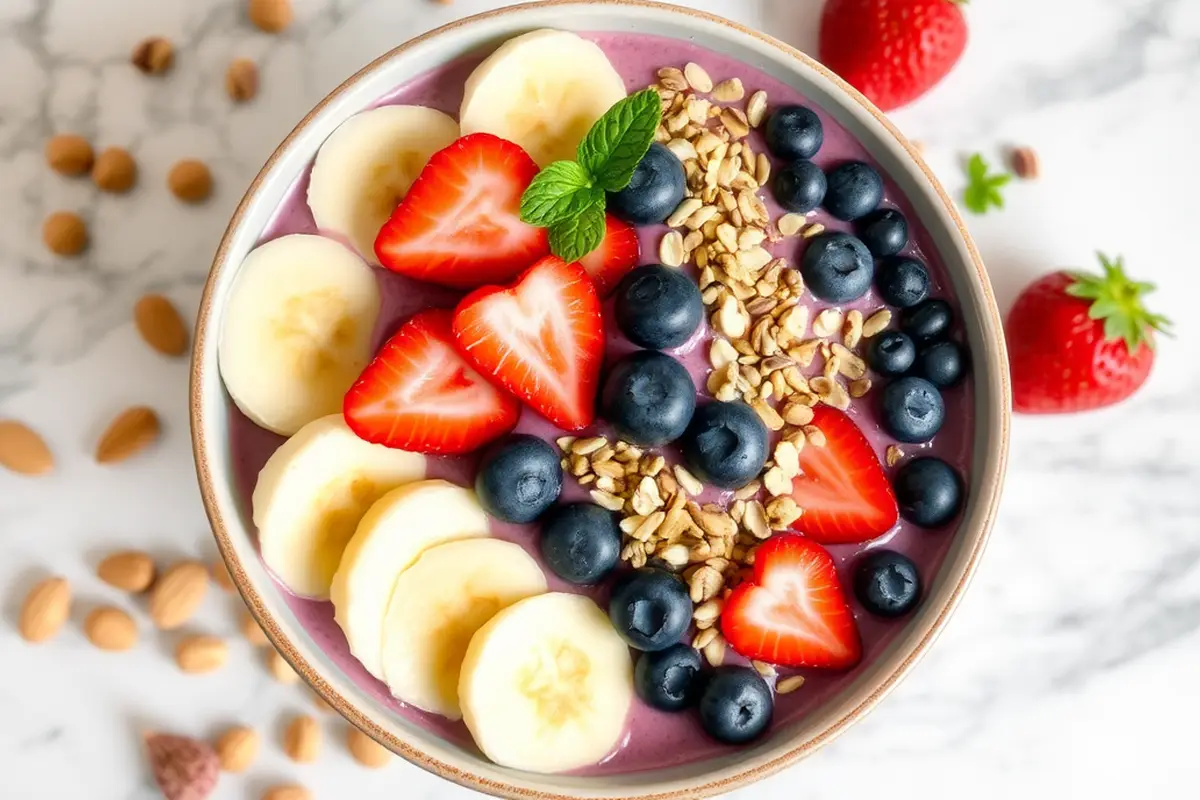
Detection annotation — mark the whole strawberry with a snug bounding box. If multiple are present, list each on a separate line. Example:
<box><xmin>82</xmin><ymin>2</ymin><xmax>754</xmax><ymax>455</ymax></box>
<box><xmin>1006</xmin><ymin>254</ymin><xmax>1170</xmax><ymax>414</ymax></box>
<box><xmin>819</xmin><ymin>0</ymin><xmax>968</xmax><ymax>112</ymax></box>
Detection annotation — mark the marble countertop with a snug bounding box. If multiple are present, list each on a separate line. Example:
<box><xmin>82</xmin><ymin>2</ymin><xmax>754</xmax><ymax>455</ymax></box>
<box><xmin>2</xmin><ymin>0</ymin><xmax>1198</xmax><ymax>798</ymax></box>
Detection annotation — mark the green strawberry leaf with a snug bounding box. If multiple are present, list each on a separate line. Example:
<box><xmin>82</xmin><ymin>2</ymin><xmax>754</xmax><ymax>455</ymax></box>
<box><xmin>519</xmin><ymin>161</ymin><xmax>603</xmax><ymax>227</ymax></box>
<box><xmin>1065</xmin><ymin>253</ymin><xmax>1173</xmax><ymax>353</ymax></box>
<box><xmin>548</xmin><ymin>203</ymin><xmax>606</xmax><ymax>263</ymax></box>
<box><xmin>577</xmin><ymin>89</ymin><xmax>662</xmax><ymax>192</ymax></box>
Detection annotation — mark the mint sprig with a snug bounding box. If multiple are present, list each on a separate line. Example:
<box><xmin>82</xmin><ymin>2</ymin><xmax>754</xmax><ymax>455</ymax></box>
<box><xmin>962</xmin><ymin>153</ymin><xmax>1011</xmax><ymax>215</ymax></box>
<box><xmin>520</xmin><ymin>88</ymin><xmax>661</xmax><ymax>261</ymax></box>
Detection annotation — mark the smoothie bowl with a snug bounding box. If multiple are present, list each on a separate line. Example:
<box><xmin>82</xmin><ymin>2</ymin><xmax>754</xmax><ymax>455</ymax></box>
<box><xmin>190</xmin><ymin>1</ymin><xmax>1009</xmax><ymax>796</ymax></box>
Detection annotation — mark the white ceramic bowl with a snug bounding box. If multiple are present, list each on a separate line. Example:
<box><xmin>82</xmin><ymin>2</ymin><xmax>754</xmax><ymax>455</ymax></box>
<box><xmin>191</xmin><ymin>2</ymin><xmax>1010</xmax><ymax>797</ymax></box>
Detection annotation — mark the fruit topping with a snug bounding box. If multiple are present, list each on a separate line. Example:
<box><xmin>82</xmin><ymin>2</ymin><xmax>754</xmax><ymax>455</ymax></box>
<box><xmin>961</xmin><ymin>153</ymin><xmax>1011</xmax><ymax>215</ymax></box>
<box><xmin>633</xmin><ymin>642</ymin><xmax>704</xmax><ymax>712</ymax></box>
<box><xmin>607</xmin><ymin>142</ymin><xmax>688</xmax><ymax>225</ymax></box>
<box><xmin>219</xmin><ymin>234</ymin><xmax>380</xmax><ymax>436</ymax></box>
<box><xmin>608</xmin><ymin>567</ymin><xmax>692</xmax><ymax>651</ymax></box>
<box><xmin>343</xmin><ymin>309</ymin><xmax>521</xmax><ymax>455</ymax></box>
<box><xmin>539</xmin><ymin>503</ymin><xmax>622</xmax><ymax>585</ymax></box>
<box><xmin>900</xmin><ymin>297</ymin><xmax>953</xmax><ymax>342</ymax></box>
<box><xmin>458</xmin><ymin>592</ymin><xmax>633</xmax><ymax>774</ymax></box>
<box><xmin>601</xmin><ymin>351</ymin><xmax>696</xmax><ymax>447</ymax></box>
<box><xmin>854</xmin><ymin>549</ymin><xmax>922</xmax><ymax>617</ymax></box>
<box><xmin>915</xmin><ymin>340</ymin><xmax>967</xmax><ymax>387</ymax></box>
<box><xmin>771</xmin><ymin>160</ymin><xmax>827</xmax><ymax>214</ymax></box>
<box><xmin>330</xmin><ymin>480</ymin><xmax>488</xmax><ymax>680</ymax></box>
<box><xmin>875</xmin><ymin>255</ymin><xmax>931</xmax><ymax>309</ymax></box>
<box><xmin>475</xmin><ymin>434</ymin><xmax>564</xmax><ymax>523</ymax></box>
<box><xmin>892</xmin><ymin>456</ymin><xmax>964</xmax><ymax>527</ymax></box>
<box><xmin>721</xmin><ymin>534</ymin><xmax>862</xmax><ymax>669</ymax></box>
<box><xmin>679</xmin><ymin>400</ymin><xmax>769</xmax><ymax>490</ymax></box>
<box><xmin>453</xmin><ymin>256</ymin><xmax>604</xmax><ymax>431</ymax></box>
<box><xmin>380</xmin><ymin>538</ymin><xmax>547</xmax><ymax>719</ymax></box>
<box><xmin>866</xmin><ymin>330</ymin><xmax>917</xmax><ymax>376</ymax></box>
<box><xmin>577</xmin><ymin>213</ymin><xmax>641</xmax><ymax>297</ymax></box>
<box><xmin>764</xmin><ymin>105</ymin><xmax>824</xmax><ymax>161</ymax></box>
<box><xmin>307</xmin><ymin>105</ymin><xmax>460</xmax><ymax>262</ymax></box>
<box><xmin>800</xmin><ymin>232</ymin><xmax>874</xmax><ymax>303</ymax></box>
<box><xmin>857</xmin><ymin>208</ymin><xmax>909</xmax><ymax>257</ymax></box>
<box><xmin>613</xmin><ymin>264</ymin><xmax>704</xmax><ymax>350</ymax></box>
<box><xmin>374</xmin><ymin>133</ymin><xmax>549</xmax><ymax>288</ymax></box>
<box><xmin>1006</xmin><ymin>254</ymin><xmax>1170</xmax><ymax>414</ymax></box>
<box><xmin>252</xmin><ymin>414</ymin><xmax>426</xmax><ymax>599</ymax></box>
<box><xmin>822</xmin><ymin>161</ymin><xmax>884</xmax><ymax>221</ymax></box>
<box><xmin>697</xmin><ymin>666</ymin><xmax>774</xmax><ymax>745</ymax></box>
<box><xmin>819</xmin><ymin>0</ymin><xmax>968</xmax><ymax>113</ymax></box>
<box><xmin>880</xmin><ymin>376</ymin><xmax>945</xmax><ymax>443</ymax></box>
<box><xmin>787</xmin><ymin>405</ymin><xmax>899</xmax><ymax>544</ymax></box>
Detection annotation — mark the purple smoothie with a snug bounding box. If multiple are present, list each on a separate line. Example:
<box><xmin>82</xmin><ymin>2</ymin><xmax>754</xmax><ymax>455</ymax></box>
<box><xmin>228</xmin><ymin>32</ymin><xmax>974</xmax><ymax>774</ymax></box>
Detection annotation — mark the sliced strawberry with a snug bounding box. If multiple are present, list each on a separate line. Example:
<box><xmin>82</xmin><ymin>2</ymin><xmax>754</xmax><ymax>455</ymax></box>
<box><xmin>788</xmin><ymin>405</ymin><xmax>898</xmax><ymax>544</ymax></box>
<box><xmin>721</xmin><ymin>534</ymin><xmax>861</xmax><ymax>669</ymax></box>
<box><xmin>452</xmin><ymin>256</ymin><xmax>603</xmax><ymax>431</ymax></box>
<box><xmin>576</xmin><ymin>214</ymin><xmax>641</xmax><ymax>297</ymax></box>
<box><xmin>343</xmin><ymin>309</ymin><xmax>520</xmax><ymax>455</ymax></box>
<box><xmin>374</xmin><ymin>133</ymin><xmax>549</xmax><ymax>289</ymax></box>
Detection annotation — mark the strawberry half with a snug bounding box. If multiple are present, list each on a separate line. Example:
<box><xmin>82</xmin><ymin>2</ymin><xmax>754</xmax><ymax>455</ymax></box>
<box><xmin>722</xmin><ymin>534</ymin><xmax>862</xmax><ymax>669</ymax></box>
<box><xmin>789</xmin><ymin>406</ymin><xmax>898</xmax><ymax>544</ymax></box>
<box><xmin>452</xmin><ymin>256</ymin><xmax>604</xmax><ymax>431</ymax></box>
<box><xmin>374</xmin><ymin>133</ymin><xmax>550</xmax><ymax>289</ymax></box>
<box><xmin>343</xmin><ymin>309</ymin><xmax>520</xmax><ymax>455</ymax></box>
<box><xmin>576</xmin><ymin>214</ymin><xmax>641</xmax><ymax>297</ymax></box>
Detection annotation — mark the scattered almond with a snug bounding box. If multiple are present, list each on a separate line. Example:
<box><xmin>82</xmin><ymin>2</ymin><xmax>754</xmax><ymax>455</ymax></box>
<box><xmin>0</xmin><ymin>420</ymin><xmax>54</xmax><ymax>476</ymax></box>
<box><xmin>240</xmin><ymin>609</ymin><xmax>269</xmax><ymax>646</ymax></box>
<box><xmin>84</xmin><ymin>605</ymin><xmax>138</xmax><ymax>651</ymax></box>
<box><xmin>18</xmin><ymin>577</ymin><xmax>70</xmax><ymax>643</ymax></box>
<box><xmin>144</xmin><ymin>732</ymin><xmax>219</xmax><ymax>800</ymax></box>
<box><xmin>42</xmin><ymin>210</ymin><xmax>88</xmax><ymax>256</ymax></box>
<box><xmin>225</xmin><ymin>57</ymin><xmax>259</xmax><ymax>102</ymax></box>
<box><xmin>211</xmin><ymin>558</ymin><xmax>234</xmax><ymax>592</ymax></box>
<box><xmin>712</xmin><ymin>77</ymin><xmax>744</xmax><ymax>102</ymax></box>
<box><xmin>266</xmin><ymin>648</ymin><xmax>299</xmax><ymax>683</ymax></box>
<box><xmin>346</xmin><ymin>726</ymin><xmax>391</xmax><ymax>768</ymax></box>
<box><xmin>776</xmin><ymin>674</ymin><xmax>806</xmax><ymax>694</ymax></box>
<box><xmin>95</xmin><ymin>406</ymin><xmax>161</xmax><ymax>464</ymax></box>
<box><xmin>659</xmin><ymin>230</ymin><xmax>684</xmax><ymax>267</ymax></box>
<box><xmin>131</xmin><ymin>36</ymin><xmax>174</xmax><ymax>75</ymax></box>
<box><xmin>862</xmin><ymin>308</ymin><xmax>892</xmax><ymax>339</ymax></box>
<box><xmin>45</xmin><ymin>133</ymin><xmax>94</xmax><ymax>176</ymax></box>
<box><xmin>148</xmin><ymin>560</ymin><xmax>208</xmax><ymax>630</ymax></box>
<box><xmin>886</xmin><ymin>444</ymin><xmax>905</xmax><ymax>467</ymax></box>
<box><xmin>91</xmin><ymin>147</ymin><xmax>137</xmax><ymax>193</ymax></box>
<box><xmin>214</xmin><ymin>725</ymin><xmax>258</xmax><ymax>773</ymax></box>
<box><xmin>168</xmin><ymin>159</ymin><xmax>213</xmax><ymax>204</ymax></box>
<box><xmin>263</xmin><ymin>785</ymin><xmax>311</xmax><ymax>800</ymax></box>
<box><xmin>175</xmin><ymin>635</ymin><xmax>229</xmax><ymax>673</ymax></box>
<box><xmin>248</xmin><ymin>0</ymin><xmax>293</xmax><ymax>33</ymax></box>
<box><xmin>683</xmin><ymin>62</ymin><xmax>713</xmax><ymax>93</ymax></box>
<box><xmin>283</xmin><ymin>714</ymin><xmax>320</xmax><ymax>763</ymax></box>
<box><xmin>1010</xmin><ymin>146</ymin><xmax>1040</xmax><ymax>179</ymax></box>
<box><xmin>97</xmin><ymin>550</ymin><xmax>156</xmax><ymax>592</ymax></box>
<box><xmin>134</xmin><ymin>294</ymin><xmax>189</xmax><ymax>356</ymax></box>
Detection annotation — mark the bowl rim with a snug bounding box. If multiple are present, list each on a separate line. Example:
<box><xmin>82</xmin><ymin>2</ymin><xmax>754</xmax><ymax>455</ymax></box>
<box><xmin>190</xmin><ymin>1</ymin><xmax>1011</xmax><ymax>797</ymax></box>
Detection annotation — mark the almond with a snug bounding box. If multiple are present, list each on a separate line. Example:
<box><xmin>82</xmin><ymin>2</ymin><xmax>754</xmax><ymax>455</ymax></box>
<box><xmin>97</xmin><ymin>550</ymin><xmax>156</xmax><ymax>592</ymax></box>
<box><xmin>42</xmin><ymin>210</ymin><xmax>88</xmax><ymax>256</ymax></box>
<box><xmin>240</xmin><ymin>609</ymin><xmax>269</xmax><ymax>646</ymax></box>
<box><xmin>225</xmin><ymin>57</ymin><xmax>258</xmax><ymax>102</ymax></box>
<box><xmin>131</xmin><ymin>37</ymin><xmax>174</xmax><ymax>75</ymax></box>
<box><xmin>248</xmin><ymin>0</ymin><xmax>293</xmax><ymax>33</ymax></box>
<box><xmin>346</xmin><ymin>726</ymin><xmax>391</xmax><ymax>768</ymax></box>
<box><xmin>0</xmin><ymin>419</ymin><xmax>54</xmax><ymax>476</ymax></box>
<box><xmin>210</xmin><ymin>558</ymin><xmax>234</xmax><ymax>592</ymax></box>
<box><xmin>18</xmin><ymin>577</ymin><xmax>70</xmax><ymax>643</ymax></box>
<box><xmin>144</xmin><ymin>731</ymin><xmax>219</xmax><ymax>800</ymax></box>
<box><xmin>83</xmin><ymin>605</ymin><xmax>138</xmax><ymax>651</ymax></box>
<box><xmin>134</xmin><ymin>294</ymin><xmax>189</xmax><ymax>356</ymax></box>
<box><xmin>263</xmin><ymin>785</ymin><xmax>311</xmax><ymax>800</ymax></box>
<box><xmin>95</xmin><ymin>406</ymin><xmax>160</xmax><ymax>464</ymax></box>
<box><xmin>175</xmin><ymin>635</ymin><xmax>228</xmax><ymax>673</ymax></box>
<box><xmin>283</xmin><ymin>714</ymin><xmax>320</xmax><ymax>763</ymax></box>
<box><xmin>149</xmin><ymin>560</ymin><xmax>208</xmax><ymax>629</ymax></box>
<box><xmin>214</xmin><ymin>725</ymin><xmax>258</xmax><ymax>773</ymax></box>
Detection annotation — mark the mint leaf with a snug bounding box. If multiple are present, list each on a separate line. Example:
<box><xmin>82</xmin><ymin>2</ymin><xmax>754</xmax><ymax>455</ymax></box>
<box><xmin>548</xmin><ymin>204</ymin><xmax>606</xmax><ymax>263</ymax></box>
<box><xmin>520</xmin><ymin>161</ymin><xmax>603</xmax><ymax>226</ymax></box>
<box><xmin>961</xmin><ymin>153</ymin><xmax>1011</xmax><ymax>215</ymax></box>
<box><xmin>577</xmin><ymin>89</ymin><xmax>662</xmax><ymax>192</ymax></box>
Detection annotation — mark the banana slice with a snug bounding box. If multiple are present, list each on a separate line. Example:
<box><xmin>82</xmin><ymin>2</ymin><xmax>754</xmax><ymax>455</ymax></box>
<box><xmin>308</xmin><ymin>105</ymin><xmax>459</xmax><ymax>262</ymax></box>
<box><xmin>331</xmin><ymin>480</ymin><xmax>490</xmax><ymax>680</ymax></box>
<box><xmin>459</xmin><ymin>29</ymin><xmax>626</xmax><ymax>167</ymax></box>
<box><xmin>459</xmin><ymin>592</ymin><xmax>634</xmax><ymax>773</ymax></box>
<box><xmin>219</xmin><ymin>234</ymin><xmax>380</xmax><ymax>436</ymax></box>
<box><xmin>252</xmin><ymin>414</ymin><xmax>426</xmax><ymax>598</ymax></box>
<box><xmin>380</xmin><ymin>539</ymin><xmax>547</xmax><ymax>720</ymax></box>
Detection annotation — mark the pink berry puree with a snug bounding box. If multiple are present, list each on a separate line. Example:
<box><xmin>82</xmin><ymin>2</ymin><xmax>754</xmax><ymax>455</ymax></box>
<box><xmin>227</xmin><ymin>33</ymin><xmax>973</xmax><ymax>774</ymax></box>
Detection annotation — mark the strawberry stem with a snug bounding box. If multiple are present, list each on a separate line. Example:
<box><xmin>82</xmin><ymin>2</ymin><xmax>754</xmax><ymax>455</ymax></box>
<box><xmin>1064</xmin><ymin>253</ymin><xmax>1172</xmax><ymax>353</ymax></box>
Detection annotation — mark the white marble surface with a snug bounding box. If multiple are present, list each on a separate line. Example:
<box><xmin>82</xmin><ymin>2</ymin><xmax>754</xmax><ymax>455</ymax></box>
<box><xmin>2</xmin><ymin>0</ymin><xmax>1199</xmax><ymax>798</ymax></box>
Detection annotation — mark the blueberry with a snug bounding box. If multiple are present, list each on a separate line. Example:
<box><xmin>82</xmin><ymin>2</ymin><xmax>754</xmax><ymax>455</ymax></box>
<box><xmin>900</xmin><ymin>298</ymin><xmax>953</xmax><ymax>343</ymax></box>
<box><xmin>608</xmin><ymin>143</ymin><xmax>687</xmax><ymax>225</ymax></box>
<box><xmin>893</xmin><ymin>457</ymin><xmax>963</xmax><ymax>527</ymax></box>
<box><xmin>800</xmin><ymin>232</ymin><xmax>874</xmax><ymax>303</ymax></box>
<box><xmin>875</xmin><ymin>256</ymin><xmax>930</xmax><ymax>309</ymax></box>
<box><xmin>854</xmin><ymin>550</ymin><xmax>922</xmax><ymax>618</ymax></box>
<box><xmin>614</xmin><ymin>265</ymin><xmax>703</xmax><ymax>349</ymax></box>
<box><xmin>764</xmin><ymin>105</ymin><xmax>824</xmax><ymax>160</ymax></box>
<box><xmin>474</xmin><ymin>434</ymin><xmax>562</xmax><ymax>523</ymax></box>
<box><xmin>680</xmin><ymin>401</ymin><xmax>768</xmax><ymax>490</ymax></box>
<box><xmin>771</xmin><ymin>160</ymin><xmax>827</xmax><ymax>214</ymax></box>
<box><xmin>915</xmin><ymin>340</ymin><xmax>967</xmax><ymax>387</ymax></box>
<box><xmin>866</xmin><ymin>331</ymin><xmax>916</xmax><ymax>376</ymax></box>
<box><xmin>634</xmin><ymin>643</ymin><xmax>704</xmax><ymax>712</ymax></box>
<box><xmin>698</xmin><ymin>666</ymin><xmax>773</xmax><ymax>745</ymax></box>
<box><xmin>539</xmin><ymin>503</ymin><xmax>622</xmax><ymax>584</ymax></box>
<box><xmin>608</xmin><ymin>568</ymin><xmax>693</xmax><ymax>651</ymax></box>
<box><xmin>823</xmin><ymin>161</ymin><xmax>884</xmax><ymax>221</ymax></box>
<box><xmin>601</xmin><ymin>351</ymin><xmax>696</xmax><ymax>447</ymax></box>
<box><xmin>857</xmin><ymin>208</ymin><xmax>909</xmax><ymax>257</ymax></box>
<box><xmin>880</xmin><ymin>376</ymin><xmax>945</xmax><ymax>443</ymax></box>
